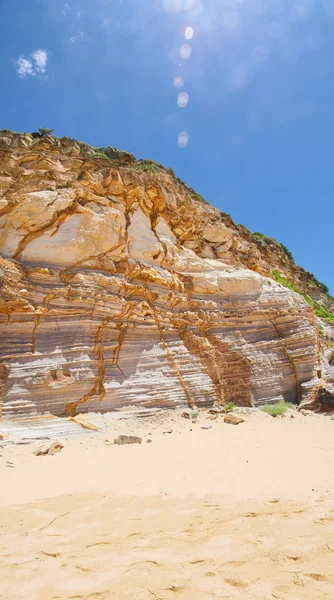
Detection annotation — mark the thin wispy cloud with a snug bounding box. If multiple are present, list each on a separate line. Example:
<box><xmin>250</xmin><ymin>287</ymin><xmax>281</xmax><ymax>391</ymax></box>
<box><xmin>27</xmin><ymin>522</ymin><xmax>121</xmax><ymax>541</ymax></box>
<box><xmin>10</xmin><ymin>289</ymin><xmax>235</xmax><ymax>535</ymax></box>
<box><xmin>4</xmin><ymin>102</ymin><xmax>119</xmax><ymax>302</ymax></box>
<box><xmin>70</xmin><ymin>31</ymin><xmax>84</xmax><ymax>43</ymax></box>
<box><xmin>61</xmin><ymin>4</ymin><xmax>83</xmax><ymax>17</ymax></box>
<box><xmin>61</xmin><ymin>3</ymin><xmax>71</xmax><ymax>15</ymax></box>
<box><xmin>14</xmin><ymin>49</ymin><xmax>48</xmax><ymax>78</ymax></box>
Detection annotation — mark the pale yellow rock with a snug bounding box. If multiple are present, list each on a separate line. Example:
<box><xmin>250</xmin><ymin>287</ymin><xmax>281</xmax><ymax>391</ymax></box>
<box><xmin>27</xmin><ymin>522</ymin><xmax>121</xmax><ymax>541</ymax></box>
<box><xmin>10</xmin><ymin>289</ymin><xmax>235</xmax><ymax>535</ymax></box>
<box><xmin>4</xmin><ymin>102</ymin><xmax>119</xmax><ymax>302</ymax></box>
<box><xmin>69</xmin><ymin>416</ymin><xmax>100</xmax><ymax>431</ymax></box>
<box><xmin>202</xmin><ymin>223</ymin><xmax>233</xmax><ymax>243</ymax></box>
<box><xmin>224</xmin><ymin>413</ymin><xmax>245</xmax><ymax>425</ymax></box>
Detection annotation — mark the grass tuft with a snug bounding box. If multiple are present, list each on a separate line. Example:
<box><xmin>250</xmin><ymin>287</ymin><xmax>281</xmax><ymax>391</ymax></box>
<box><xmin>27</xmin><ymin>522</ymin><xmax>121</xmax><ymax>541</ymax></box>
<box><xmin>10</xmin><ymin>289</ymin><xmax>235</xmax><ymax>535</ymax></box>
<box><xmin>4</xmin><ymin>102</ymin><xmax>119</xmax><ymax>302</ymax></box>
<box><xmin>261</xmin><ymin>401</ymin><xmax>292</xmax><ymax>417</ymax></box>
<box><xmin>272</xmin><ymin>271</ymin><xmax>334</xmax><ymax>325</ymax></box>
<box><xmin>251</xmin><ymin>232</ymin><xmax>294</xmax><ymax>262</ymax></box>
<box><xmin>190</xmin><ymin>191</ymin><xmax>210</xmax><ymax>205</ymax></box>
<box><xmin>135</xmin><ymin>161</ymin><xmax>160</xmax><ymax>172</ymax></box>
<box><xmin>87</xmin><ymin>150</ymin><xmax>110</xmax><ymax>160</ymax></box>
<box><xmin>224</xmin><ymin>402</ymin><xmax>237</xmax><ymax>413</ymax></box>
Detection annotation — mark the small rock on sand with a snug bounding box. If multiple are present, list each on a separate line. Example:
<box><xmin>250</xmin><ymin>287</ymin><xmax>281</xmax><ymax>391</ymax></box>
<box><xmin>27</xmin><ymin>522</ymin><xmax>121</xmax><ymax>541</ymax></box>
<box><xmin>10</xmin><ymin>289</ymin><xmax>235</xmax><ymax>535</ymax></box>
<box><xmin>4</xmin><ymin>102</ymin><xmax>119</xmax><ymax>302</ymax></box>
<box><xmin>208</xmin><ymin>404</ymin><xmax>225</xmax><ymax>414</ymax></box>
<box><xmin>114</xmin><ymin>435</ymin><xmax>142</xmax><ymax>445</ymax></box>
<box><xmin>224</xmin><ymin>414</ymin><xmax>244</xmax><ymax>425</ymax></box>
<box><xmin>69</xmin><ymin>415</ymin><xmax>100</xmax><ymax>431</ymax></box>
<box><xmin>201</xmin><ymin>424</ymin><xmax>212</xmax><ymax>430</ymax></box>
<box><xmin>34</xmin><ymin>442</ymin><xmax>64</xmax><ymax>456</ymax></box>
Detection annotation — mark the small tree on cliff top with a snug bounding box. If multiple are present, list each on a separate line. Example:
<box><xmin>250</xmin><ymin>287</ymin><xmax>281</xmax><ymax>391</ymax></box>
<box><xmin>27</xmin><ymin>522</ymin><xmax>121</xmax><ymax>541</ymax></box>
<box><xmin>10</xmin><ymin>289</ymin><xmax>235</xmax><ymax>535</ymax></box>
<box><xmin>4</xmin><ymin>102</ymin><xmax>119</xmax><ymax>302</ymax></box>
<box><xmin>38</xmin><ymin>127</ymin><xmax>54</xmax><ymax>136</ymax></box>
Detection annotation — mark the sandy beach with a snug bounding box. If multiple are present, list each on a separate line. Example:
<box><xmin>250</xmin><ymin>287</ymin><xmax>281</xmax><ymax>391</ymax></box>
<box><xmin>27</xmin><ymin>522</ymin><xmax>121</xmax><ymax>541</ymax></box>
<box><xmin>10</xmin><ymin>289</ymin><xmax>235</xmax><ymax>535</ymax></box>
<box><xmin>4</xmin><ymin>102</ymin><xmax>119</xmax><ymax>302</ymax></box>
<box><xmin>1</xmin><ymin>408</ymin><xmax>334</xmax><ymax>599</ymax></box>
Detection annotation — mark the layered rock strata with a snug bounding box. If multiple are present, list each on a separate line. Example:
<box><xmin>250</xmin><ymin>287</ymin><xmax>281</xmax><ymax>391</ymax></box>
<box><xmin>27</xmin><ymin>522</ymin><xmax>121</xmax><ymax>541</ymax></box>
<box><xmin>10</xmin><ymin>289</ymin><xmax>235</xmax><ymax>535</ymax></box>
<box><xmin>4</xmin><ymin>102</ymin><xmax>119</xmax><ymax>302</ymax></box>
<box><xmin>0</xmin><ymin>132</ymin><xmax>333</xmax><ymax>419</ymax></box>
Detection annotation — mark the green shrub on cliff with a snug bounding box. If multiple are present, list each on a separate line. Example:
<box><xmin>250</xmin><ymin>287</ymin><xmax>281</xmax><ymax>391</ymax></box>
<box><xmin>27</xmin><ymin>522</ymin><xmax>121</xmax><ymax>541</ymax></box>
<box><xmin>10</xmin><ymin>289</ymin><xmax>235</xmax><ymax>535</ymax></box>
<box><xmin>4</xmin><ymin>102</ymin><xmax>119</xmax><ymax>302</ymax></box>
<box><xmin>190</xmin><ymin>191</ymin><xmax>209</xmax><ymax>205</ymax></box>
<box><xmin>88</xmin><ymin>152</ymin><xmax>110</xmax><ymax>160</ymax></box>
<box><xmin>135</xmin><ymin>160</ymin><xmax>161</xmax><ymax>172</ymax></box>
<box><xmin>251</xmin><ymin>232</ymin><xmax>294</xmax><ymax>262</ymax></box>
<box><xmin>272</xmin><ymin>271</ymin><xmax>300</xmax><ymax>293</ymax></box>
<box><xmin>272</xmin><ymin>271</ymin><xmax>334</xmax><ymax>325</ymax></box>
<box><xmin>318</xmin><ymin>281</ymin><xmax>330</xmax><ymax>294</ymax></box>
<box><xmin>39</xmin><ymin>127</ymin><xmax>54</xmax><ymax>136</ymax></box>
<box><xmin>303</xmin><ymin>270</ymin><xmax>330</xmax><ymax>295</ymax></box>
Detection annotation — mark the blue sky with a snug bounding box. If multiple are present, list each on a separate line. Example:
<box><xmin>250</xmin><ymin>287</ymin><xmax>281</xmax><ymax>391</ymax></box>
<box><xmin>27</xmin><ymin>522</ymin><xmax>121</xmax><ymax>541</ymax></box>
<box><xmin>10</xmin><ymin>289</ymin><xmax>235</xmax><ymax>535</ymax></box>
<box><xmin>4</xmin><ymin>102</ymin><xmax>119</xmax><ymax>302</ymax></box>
<box><xmin>1</xmin><ymin>0</ymin><xmax>334</xmax><ymax>292</ymax></box>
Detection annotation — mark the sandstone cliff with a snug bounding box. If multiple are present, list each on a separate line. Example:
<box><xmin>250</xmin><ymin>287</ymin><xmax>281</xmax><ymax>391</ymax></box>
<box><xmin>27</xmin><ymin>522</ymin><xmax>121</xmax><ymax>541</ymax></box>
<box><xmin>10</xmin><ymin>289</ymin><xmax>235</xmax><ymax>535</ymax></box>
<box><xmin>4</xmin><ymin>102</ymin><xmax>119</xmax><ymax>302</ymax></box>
<box><xmin>0</xmin><ymin>131</ymin><xmax>333</xmax><ymax>419</ymax></box>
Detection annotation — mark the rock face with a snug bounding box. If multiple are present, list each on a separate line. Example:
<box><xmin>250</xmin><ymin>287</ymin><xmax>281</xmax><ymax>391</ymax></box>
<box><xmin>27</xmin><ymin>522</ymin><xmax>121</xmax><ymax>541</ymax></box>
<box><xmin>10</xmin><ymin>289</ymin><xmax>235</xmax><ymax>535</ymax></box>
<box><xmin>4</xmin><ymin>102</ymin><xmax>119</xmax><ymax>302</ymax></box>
<box><xmin>0</xmin><ymin>131</ymin><xmax>333</xmax><ymax>420</ymax></box>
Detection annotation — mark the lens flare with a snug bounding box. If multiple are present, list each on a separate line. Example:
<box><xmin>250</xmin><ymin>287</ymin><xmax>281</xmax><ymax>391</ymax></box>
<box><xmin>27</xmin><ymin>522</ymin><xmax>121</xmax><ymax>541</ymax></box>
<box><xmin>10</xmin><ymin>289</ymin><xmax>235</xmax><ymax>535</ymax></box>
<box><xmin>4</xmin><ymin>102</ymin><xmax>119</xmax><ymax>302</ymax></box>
<box><xmin>177</xmin><ymin>92</ymin><xmax>189</xmax><ymax>107</ymax></box>
<box><xmin>184</xmin><ymin>26</ymin><xmax>194</xmax><ymax>39</ymax></box>
<box><xmin>180</xmin><ymin>43</ymin><xmax>192</xmax><ymax>59</ymax></box>
<box><xmin>178</xmin><ymin>131</ymin><xmax>189</xmax><ymax>147</ymax></box>
<box><xmin>174</xmin><ymin>76</ymin><xmax>184</xmax><ymax>88</ymax></box>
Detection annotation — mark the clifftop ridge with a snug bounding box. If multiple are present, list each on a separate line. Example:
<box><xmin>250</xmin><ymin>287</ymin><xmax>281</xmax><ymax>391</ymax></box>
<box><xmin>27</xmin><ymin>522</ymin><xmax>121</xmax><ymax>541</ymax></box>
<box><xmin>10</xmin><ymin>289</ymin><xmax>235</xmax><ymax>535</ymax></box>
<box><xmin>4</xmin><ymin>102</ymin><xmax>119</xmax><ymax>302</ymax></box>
<box><xmin>1</xmin><ymin>128</ymin><xmax>332</xmax><ymax>313</ymax></box>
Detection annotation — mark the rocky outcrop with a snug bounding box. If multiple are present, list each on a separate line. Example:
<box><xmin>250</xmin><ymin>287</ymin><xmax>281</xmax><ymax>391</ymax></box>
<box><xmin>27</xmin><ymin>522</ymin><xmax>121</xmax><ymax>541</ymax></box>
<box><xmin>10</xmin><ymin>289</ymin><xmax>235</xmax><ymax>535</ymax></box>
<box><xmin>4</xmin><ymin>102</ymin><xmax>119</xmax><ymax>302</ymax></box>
<box><xmin>0</xmin><ymin>131</ymin><xmax>333</xmax><ymax>419</ymax></box>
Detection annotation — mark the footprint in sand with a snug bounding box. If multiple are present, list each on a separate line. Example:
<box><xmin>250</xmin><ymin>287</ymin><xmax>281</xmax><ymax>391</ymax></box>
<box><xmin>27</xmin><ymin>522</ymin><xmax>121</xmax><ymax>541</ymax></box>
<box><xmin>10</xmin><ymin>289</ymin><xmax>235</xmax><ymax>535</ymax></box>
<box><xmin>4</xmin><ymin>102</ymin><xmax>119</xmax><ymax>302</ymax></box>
<box><xmin>224</xmin><ymin>578</ymin><xmax>247</xmax><ymax>588</ymax></box>
<box><xmin>306</xmin><ymin>573</ymin><xmax>328</xmax><ymax>581</ymax></box>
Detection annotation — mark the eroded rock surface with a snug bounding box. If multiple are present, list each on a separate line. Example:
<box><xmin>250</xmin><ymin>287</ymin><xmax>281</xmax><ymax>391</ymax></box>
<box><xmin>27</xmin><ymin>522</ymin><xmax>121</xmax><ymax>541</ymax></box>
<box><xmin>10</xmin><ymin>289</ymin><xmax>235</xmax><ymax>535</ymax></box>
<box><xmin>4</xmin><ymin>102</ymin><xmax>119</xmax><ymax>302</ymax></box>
<box><xmin>0</xmin><ymin>132</ymin><xmax>333</xmax><ymax>419</ymax></box>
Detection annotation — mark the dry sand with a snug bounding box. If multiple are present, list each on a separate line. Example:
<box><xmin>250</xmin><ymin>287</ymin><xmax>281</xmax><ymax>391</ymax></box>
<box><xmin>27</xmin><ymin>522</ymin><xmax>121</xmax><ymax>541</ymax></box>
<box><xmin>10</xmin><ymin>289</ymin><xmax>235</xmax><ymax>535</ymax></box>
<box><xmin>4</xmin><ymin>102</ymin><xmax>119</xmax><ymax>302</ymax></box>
<box><xmin>1</xmin><ymin>408</ymin><xmax>334</xmax><ymax>599</ymax></box>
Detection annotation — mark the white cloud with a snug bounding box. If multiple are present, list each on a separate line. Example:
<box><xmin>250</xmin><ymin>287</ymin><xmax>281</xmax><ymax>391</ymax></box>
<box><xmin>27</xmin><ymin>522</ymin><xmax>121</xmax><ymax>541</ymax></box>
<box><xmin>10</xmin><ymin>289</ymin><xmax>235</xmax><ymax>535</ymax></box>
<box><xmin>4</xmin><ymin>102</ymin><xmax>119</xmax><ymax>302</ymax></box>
<box><xmin>15</xmin><ymin>57</ymin><xmax>34</xmax><ymax>78</ymax></box>
<box><xmin>14</xmin><ymin>49</ymin><xmax>48</xmax><ymax>78</ymax></box>
<box><xmin>70</xmin><ymin>31</ymin><xmax>84</xmax><ymax>43</ymax></box>
<box><xmin>31</xmin><ymin>49</ymin><xmax>48</xmax><ymax>73</ymax></box>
